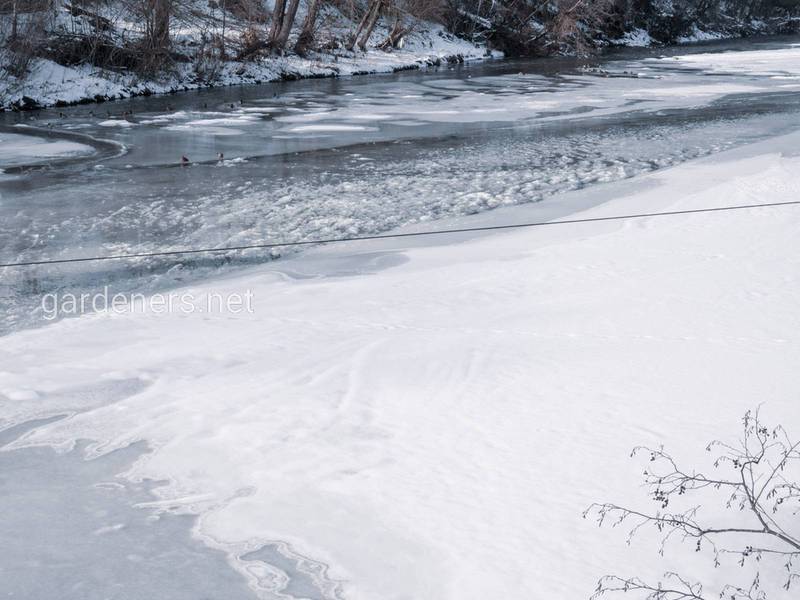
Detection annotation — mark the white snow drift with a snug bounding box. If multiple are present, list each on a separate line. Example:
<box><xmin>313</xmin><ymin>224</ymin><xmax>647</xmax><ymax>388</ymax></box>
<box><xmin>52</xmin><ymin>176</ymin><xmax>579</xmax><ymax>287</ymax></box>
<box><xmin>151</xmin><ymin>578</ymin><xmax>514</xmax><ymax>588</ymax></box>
<box><xmin>658</xmin><ymin>43</ymin><xmax>800</xmax><ymax>77</ymax></box>
<box><xmin>1</xmin><ymin>127</ymin><xmax>799</xmax><ymax>599</ymax></box>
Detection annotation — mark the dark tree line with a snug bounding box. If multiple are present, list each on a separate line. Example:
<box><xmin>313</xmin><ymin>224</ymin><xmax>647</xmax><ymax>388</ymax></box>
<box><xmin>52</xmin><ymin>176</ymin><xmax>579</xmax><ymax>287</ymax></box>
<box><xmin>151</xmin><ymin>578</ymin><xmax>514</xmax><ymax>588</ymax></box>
<box><xmin>2</xmin><ymin>0</ymin><xmax>800</xmax><ymax>82</ymax></box>
<box><xmin>444</xmin><ymin>0</ymin><xmax>800</xmax><ymax>55</ymax></box>
<box><xmin>0</xmin><ymin>0</ymin><xmax>443</xmax><ymax>78</ymax></box>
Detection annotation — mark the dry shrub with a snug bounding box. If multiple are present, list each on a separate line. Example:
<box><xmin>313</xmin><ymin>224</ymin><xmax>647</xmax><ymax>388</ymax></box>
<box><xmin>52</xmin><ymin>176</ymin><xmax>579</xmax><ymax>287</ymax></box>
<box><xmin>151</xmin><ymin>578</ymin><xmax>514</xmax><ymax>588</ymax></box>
<box><xmin>236</xmin><ymin>24</ymin><xmax>265</xmax><ymax>59</ymax></box>
<box><xmin>224</xmin><ymin>0</ymin><xmax>267</xmax><ymax>23</ymax></box>
<box><xmin>2</xmin><ymin>2</ymin><xmax>53</xmax><ymax>77</ymax></box>
<box><xmin>549</xmin><ymin>0</ymin><xmax>619</xmax><ymax>54</ymax></box>
<box><xmin>403</xmin><ymin>0</ymin><xmax>446</xmax><ymax>22</ymax></box>
<box><xmin>193</xmin><ymin>36</ymin><xmax>223</xmax><ymax>81</ymax></box>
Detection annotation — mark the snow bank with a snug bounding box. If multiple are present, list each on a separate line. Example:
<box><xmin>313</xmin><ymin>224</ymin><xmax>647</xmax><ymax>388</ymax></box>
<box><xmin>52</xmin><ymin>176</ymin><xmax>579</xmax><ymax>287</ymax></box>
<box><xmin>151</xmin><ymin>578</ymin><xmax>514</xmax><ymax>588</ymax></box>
<box><xmin>616</xmin><ymin>28</ymin><xmax>654</xmax><ymax>47</ymax></box>
<box><xmin>0</xmin><ymin>23</ymin><xmax>493</xmax><ymax>111</ymax></box>
<box><xmin>677</xmin><ymin>25</ymin><xmax>727</xmax><ymax>43</ymax></box>
<box><xmin>1</xmin><ymin>129</ymin><xmax>799</xmax><ymax>598</ymax></box>
<box><xmin>0</xmin><ymin>131</ymin><xmax>95</xmax><ymax>167</ymax></box>
<box><xmin>653</xmin><ymin>44</ymin><xmax>800</xmax><ymax>77</ymax></box>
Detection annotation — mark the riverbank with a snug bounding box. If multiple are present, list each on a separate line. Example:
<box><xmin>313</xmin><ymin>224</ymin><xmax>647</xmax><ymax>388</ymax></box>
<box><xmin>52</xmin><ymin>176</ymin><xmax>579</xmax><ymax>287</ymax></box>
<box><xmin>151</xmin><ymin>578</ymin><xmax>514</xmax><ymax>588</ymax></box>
<box><xmin>0</xmin><ymin>22</ymin><xmax>494</xmax><ymax>111</ymax></box>
<box><xmin>2</xmin><ymin>11</ymin><xmax>796</xmax><ymax>113</ymax></box>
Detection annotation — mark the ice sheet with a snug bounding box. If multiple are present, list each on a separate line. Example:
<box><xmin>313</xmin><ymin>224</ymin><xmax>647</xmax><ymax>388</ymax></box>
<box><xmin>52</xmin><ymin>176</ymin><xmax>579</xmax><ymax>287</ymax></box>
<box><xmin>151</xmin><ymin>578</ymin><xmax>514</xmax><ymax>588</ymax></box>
<box><xmin>2</xmin><ymin>131</ymin><xmax>799</xmax><ymax>600</ymax></box>
<box><xmin>657</xmin><ymin>44</ymin><xmax>800</xmax><ymax>77</ymax></box>
<box><xmin>0</xmin><ymin>132</ymin><xmax>95</xmax><ymax>167</ymax></box>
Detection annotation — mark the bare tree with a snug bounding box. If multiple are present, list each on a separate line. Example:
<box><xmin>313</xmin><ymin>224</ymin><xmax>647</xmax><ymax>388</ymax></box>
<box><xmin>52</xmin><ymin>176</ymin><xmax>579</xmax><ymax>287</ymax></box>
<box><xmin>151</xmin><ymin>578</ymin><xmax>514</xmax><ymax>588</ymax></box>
<box><xmin>267</xmin><ymin>0</ymin><xmax>286</xmax><ymax>46</ymax></box>
<box><xmin>220</xmin><ymin>0</ymin><xmax>227</xmax><ymax>58</ymax></box>
<box><xmin>376</xmin><ymin>0</ymin><xmax>447</xmax><ymax>50</ymax></box>
<box><xmin>378</xmin><ymin>1</ymin><xmax>410</xmax><ymax>49</ymax></box>
<box><xmin>2</xmin><ymin>0</ymin><xmax>55</xmax><ymax>78</ymax></box>
<box><xmin>274</xmin><ymin>0</ymin><xmax>301</xmax><ymax>50</ymax></box>
<box><xmin>548</xmin><ymin>0</ymin><xmax>618</xmax><ymax>54</ymax></box>
<box><xmin>294</xmin><ymin>0</ymin><xmax>321</xmax><ymax>53</ymax></box>
<box><xmin>346</xmin><ymin>0</ymin><xmax>381</xmax><ymax>50</ymax></box>
<box><xmin>378</xmin><ymin>12</ymin><xmax>407</xmax><ymax>48</ymax></box>
<box><xmin>585</xmin><ymin>409</ymin><xmax>800</xmax><ymax>600</ymax></box>
<box><xmin>10</xmin><ymin>0</ymin><xmax>18</xmax><ymax>42</ymax></box>
<box><xmin>357</xmin><ymin>0</ymin><xmax>382</xmax><ymax>50</ymax></box>
<box><xmin>149</xmin><ymin>0</ymin><xmax>171</xmax><ymax>51</ymax></box>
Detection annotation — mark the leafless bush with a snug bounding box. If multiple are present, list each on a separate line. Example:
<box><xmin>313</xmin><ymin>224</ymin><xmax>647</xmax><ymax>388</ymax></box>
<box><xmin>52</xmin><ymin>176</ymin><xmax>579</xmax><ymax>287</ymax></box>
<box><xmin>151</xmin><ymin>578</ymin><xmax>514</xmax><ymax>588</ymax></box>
<box><xmin>2</xmin><ymin>5</ymin><xmax>53</xmax><ymax>76</ymax></box>
<box><xmin>328</xmin><ymin>0</ymin><xmax>359</xmax><ymax>22</ymax></box>
<box><xmin>585</xmin><ymin>409</ymin><xmax>800</xmax><ymax>600</ymax></box>
<box><xmin>398</xmin><ymin>0</ymin><xmax>445</xmax><ymax>23</ymax></box>
<box><xmin>376</xmin><ymin>0</ymin><xmax>446</xmax><ymax>50</ymax></box>
<box><xmin>223</xmin><ymin>0</ymin><xmax>266</xmax><ymax>23</ymax></box>
<box><xmin>236</xmin><ymin>24</ymin><xmax>264</xmax><ymax>59</ymax></box>
<box><xmin>548</xmin><ymin>0</ymin><xmax>619</xmax><ymax>54</ymax></box>
<box><xmin>193</xmin><ymin>35</ymin><xmax>223</xmax><ymax>81</ymax></box>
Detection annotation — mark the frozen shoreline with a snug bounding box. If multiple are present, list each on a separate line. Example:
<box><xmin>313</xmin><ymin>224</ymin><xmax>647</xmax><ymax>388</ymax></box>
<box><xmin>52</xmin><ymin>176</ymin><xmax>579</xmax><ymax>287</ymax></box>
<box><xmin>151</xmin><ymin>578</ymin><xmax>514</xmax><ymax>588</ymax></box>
<box><xmin>2</xmin><ymin>125</ymin><xmax>799</xmax><ymax>599</ymax></box>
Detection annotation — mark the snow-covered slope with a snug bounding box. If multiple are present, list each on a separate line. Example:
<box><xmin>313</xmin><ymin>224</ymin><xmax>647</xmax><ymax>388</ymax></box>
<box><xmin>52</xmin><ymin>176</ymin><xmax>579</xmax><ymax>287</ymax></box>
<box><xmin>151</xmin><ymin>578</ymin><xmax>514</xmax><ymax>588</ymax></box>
<box><xmin>0</xmin><ymin>21</ymin><xmax>492</xmax><ymax>110</ymax></box>
<box><xmin>2</xmin><ymin>127</ymin><xmax>799</xmax><ymax>598</ymax></box>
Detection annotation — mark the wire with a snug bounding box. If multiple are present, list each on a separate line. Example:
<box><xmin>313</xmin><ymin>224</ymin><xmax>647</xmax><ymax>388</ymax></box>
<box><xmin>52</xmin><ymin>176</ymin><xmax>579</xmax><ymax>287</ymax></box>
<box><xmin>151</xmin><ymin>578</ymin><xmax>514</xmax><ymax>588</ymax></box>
<box><xmin>1</xmin><ymin>200</ymin><xmax>798</xmax><ymax>269</ymax></box>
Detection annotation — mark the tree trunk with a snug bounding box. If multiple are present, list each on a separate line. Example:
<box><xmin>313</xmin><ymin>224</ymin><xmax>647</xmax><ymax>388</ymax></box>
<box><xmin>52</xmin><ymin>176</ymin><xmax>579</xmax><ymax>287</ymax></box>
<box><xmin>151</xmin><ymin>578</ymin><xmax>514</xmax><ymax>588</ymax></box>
<box><xmin>220</xmin><ymin>0</ymin><xmax>227</xmax><ymax>58</ymax></box>
<box><xmin>294</xmin><ymin>0</ymin><xmax>321</xmax><ymax>54</ymax></box>
<box><xmin>151</xmin><ymin>0</ymin><xmax>171</xmax><ymax>50</ymax></box>
<box><xmin>357</xmin><ymin>0</ymin><xmax>382</xmax><ymax>51</ymax></box>
<box><xmin>11</xmin><ymin>0</ymin><xmax>18</xmax><ymax>42</ymax></box>
<box><xmin>379</xmin><ymin>13</ymin><xmax>409</xmax><ymax>50</ymax></box>
<box><xmin>347</xmin><ymin>0</ymin><xmax>378</xmax><ymax>51</ymax></box>
<box><xmin>268</xmin><ymin>0</ymin><xmax>287</xmax><ymax>46</ymax></box>
<box><xmin>275</xmin><ymin>0</ymin><xmax>301</xmax><ymax>50</ymax></box>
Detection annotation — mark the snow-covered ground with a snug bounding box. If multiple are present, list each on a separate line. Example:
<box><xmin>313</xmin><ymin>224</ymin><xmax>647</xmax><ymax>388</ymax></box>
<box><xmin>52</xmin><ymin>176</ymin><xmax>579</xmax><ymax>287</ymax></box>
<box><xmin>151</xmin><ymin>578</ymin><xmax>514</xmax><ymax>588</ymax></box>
<box><xmin>614</xmin><ymin>21</ymin><xmax>768</xmax><ymax>48</ymax></box>
<box><xmin>677</xmin><ymin>24</ymin><xmax>728</xmax><ymax>44</ymax></box>
<box><xmin>616</xmin><ymin>28</ymin><xmax>656</xmax><ymax>47</ymax></box>
<box><xmin>657</xmin><ymin>42</ymin><xmax>800</xmax><ymax>77</ymax></box>
<box><xmin>0</xmin><ymin>21</ymin><xmax>493</xmax><ymax>110</ymax></box>
<box><xmin>2</xmin><ymin>120</ymin><xmax>799</xmax><ymax>600</ymax></box>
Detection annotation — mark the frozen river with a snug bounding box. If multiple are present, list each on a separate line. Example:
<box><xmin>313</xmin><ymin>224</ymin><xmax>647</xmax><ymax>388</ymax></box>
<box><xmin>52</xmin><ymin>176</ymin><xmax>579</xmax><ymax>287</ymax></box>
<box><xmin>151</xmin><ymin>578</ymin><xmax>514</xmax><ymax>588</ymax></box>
<box><xmin>1</xmin><ymin>35</ymin><xmax>800</xmax><ymax>600</ymax></box>
<box><xmin>3</xmin><ymin>37</ymin><xmax>800</xmax><ymax>334</ymax></box>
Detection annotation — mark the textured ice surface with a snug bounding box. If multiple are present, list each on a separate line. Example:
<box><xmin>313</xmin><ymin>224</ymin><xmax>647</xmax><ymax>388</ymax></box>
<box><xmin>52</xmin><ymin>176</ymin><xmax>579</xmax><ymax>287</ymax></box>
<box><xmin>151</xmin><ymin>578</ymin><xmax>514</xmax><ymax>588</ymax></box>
<box><xmin>2</xmin><ymin>43</ymin><xmax>800</xmax><ymax>333</ymax></box>
<box><xmin>1</xmin><ymin>101</ymin><xmax>798</xmax><ymax>334</ymax></box>
<box><xmin>2</xmin><ymin>132</ymin><xmax>799</xmax><ymax>600</ymax></box>
<box><xmin>0</xmin><ymin>377</ymin><xmax>150</xmax><ymax>433</ymax></box>
<box><xmin>0</xmin><ymin>420</ymin><xmax>257</xmax><ymax>600</ymax></box>
<box><xmin>0</xmin><ymin>132</ymin><xmax>94</xmax><ymax>167</ymax></box>
<box><xmin>655</xmin><ymin>44</ymin><xmax>800</xmax><ymax>77</ymax></box>
<box><xmin>241</xmin><ymin>543</ymin><xmax>343</xmax><ymax>600</ymax></box>
<box><xmin>2</xmin><ymin>39</ymin><xmax>800</xmax><ymax>600</ymax></box>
